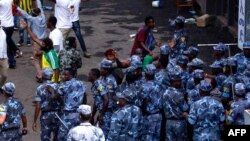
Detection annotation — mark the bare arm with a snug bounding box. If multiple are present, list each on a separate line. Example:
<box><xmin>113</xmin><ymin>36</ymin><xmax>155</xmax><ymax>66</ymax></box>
<box><xmin>32</xmin><ymin>102</ymin><xmax>40</xmax><ymax>131</ymax></box>
<box><xmin>140</xmin><ymin>42</ymin><xmax>152</xmax><ymax>54</ymax></box>
<box><xmin>54</xmin><ymin>69</ymin><xmax>60</xmax><ymax>83</ymax></box>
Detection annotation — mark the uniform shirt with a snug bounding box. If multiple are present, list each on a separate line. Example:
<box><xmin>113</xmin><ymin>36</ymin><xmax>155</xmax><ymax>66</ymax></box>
<box><xmin>215</xmin><ymin>73</ymin><xmax>227</xmax><ymax>90</ymax></box>
<box><xmin>107</xmin><ymin>104</ymin><xmax>143</xmax><ymax>141</ymax></box>
<box><xmin>67</xmin><ymin>122</ymin><xmax>105</xmax><ymax>141</ymax></box>
<box><xmin>141</xmin><ymin>80</ymin><xmax>162</xmax><ymax>114</ymax></box>
<box><xmin>234</xmin><ymin>52</ymin><xmax>250</xmax><ymax>74</ymax></box>
<box><xmin>221</xmin><ymin>74</ymin><xmax>242</xmax><ymax>100</ymax></box>
<box><xmin>49</xmin><ymin>28</ymin><xmax>64</xmax><ymax>52</ymax></box>
<box><xmin>1</xmin><ymin>97</ymin><xmax>25</xmax><ymax>130</ymax></box>
<box><xmin>55</xmin><ymin>0</ymin><xmax>72</xmax><ymax>28</ymax></box>
<box><xmin>170</xmin><ymin>29</ymin><xmax>188</xmax><ymax>58</ymax></box>
<box><xmin>34</xmin><ymin>80</ymin><xmax>61</xmax><ymax>112</ymax></box>
<box><xmin>155</xmin><ymin>69</ymin><xmax>169</xmax><ymax>90</ymax></box>
<box><xmin>58</xmin><ymin>78</ymin><xmax>86</xmax><ymax>111</ymax></box>
<box><xmin>0</xmin><ymin>0</ymin><xmax>14</xmax><ymax>27</ymax></box>
<box><xmin>58</xmin><ymin>46</ymin><xmax>82</xmax><ymax>73</ymax></box>
<box><xmin>133</xmin><ymin>79</ymin><xmax>144</xmax><ymax>107</ymax></box>
<box><xmin>17</xmin><ymin>0</ymin><xmax>46</xmax><ymax>39</ymax></box>
<box><xmin>227</xmin><ymin>99</ymin><xmax>250</xmax><ymax>125</ymax></box>
<box><xmin>91</xmin><ymin>79</ymin><xmax>109</xmax><ymax>111</ymax></box>
<box><xmin>101</xmin><ymin>74</ymin><xmax>117</xmax><ymax>94</ymax></box>
<box><xmin>188</xmin><ymin>96</ymin><xmax>225</xmax><ymax>133</ymax></box>
<box><xmin>163</xmin><ymin>87</ymin><xmax>189</xmax><ymax>119</ymax></box>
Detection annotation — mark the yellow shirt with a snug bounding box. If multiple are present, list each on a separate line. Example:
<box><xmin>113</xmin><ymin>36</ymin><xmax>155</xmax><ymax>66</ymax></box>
<box><xmin>19</xmin><ymin>0</ymin><xmax>33</xmax><ymax>13</ymax></box>
<box><xmin>42</xmin><ymin>54</ymin><xmax>60</xmax><ymax>82</ymax></box>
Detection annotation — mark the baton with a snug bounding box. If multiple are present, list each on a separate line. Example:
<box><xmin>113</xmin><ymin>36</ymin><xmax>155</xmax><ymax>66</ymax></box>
<box><xmin>197</xmin><ymin>43</ymin><xmax>237</xmax><ymax>47</ymax></box>
<box><xmin>55</xmin><ymin>113</ymin><xmax>69</xmax><ymax>130</ymax></box>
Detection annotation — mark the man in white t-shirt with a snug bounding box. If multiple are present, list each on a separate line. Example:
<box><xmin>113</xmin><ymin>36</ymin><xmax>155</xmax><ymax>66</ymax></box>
<box><xmin>70</xmin><ymin>0</ymin><xmax>91</xmax><ymax>58</ymax></box>
<box><xmin>47</xmin><ymin>16</ymin><xmax>64</xmax><ymax>53</ymax></box>
<box><xmin>49</xmin><ymin>0</ymin><xmax>72</xmax><ymax>40</ymax></box>
<box><xmin>0</xmin><ymin>0</ymin><xmax>19</xmax><ymax>69</ymax></box>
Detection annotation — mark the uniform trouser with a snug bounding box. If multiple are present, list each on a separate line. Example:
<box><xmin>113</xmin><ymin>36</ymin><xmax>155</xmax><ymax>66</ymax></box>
<box><xmin>99</xmin><ymin>111</ymin><xmax>112</xmax><ymax>138</ymax></box>
<box><xmin>193</xmin><ymin>127</ymin><xmax>221</xmax><ymax>141</ymax></box>
<box><xmin>2</xmin><ymin>26</ymin><xmax>17</xmax><ymax>66</ymax></box>
<box><xmin>166</xmin><ymin>119</ymin><xmax>187</xmax><ymax>141</ymax></box>
<box><xmin>58</xmin><ymin>28</ymin><xmax>71</xmax><ymax>41</ymax></box>
<box><xmin>0</xmin><ymin>128</ymin><xmax>22</xmax><ymax>141</ymax></box>
<box><xmin>143</xmin><ymin>113</ymin><xmax>162</xmax><ymax>141</ymax></box>
<box><xmin>40</xmin><ymin>111</ymin><xmax>60</xmax><ymax>141</ymax></box>
<box><xmin>0</xmin><ymin>58</ymin><xmax>8</xmax><ymax>86</ymax></box>
<box><xmin>57</xmin><ymin>112</ymin><xmax>80</xmax><ymax>141</ymax></box>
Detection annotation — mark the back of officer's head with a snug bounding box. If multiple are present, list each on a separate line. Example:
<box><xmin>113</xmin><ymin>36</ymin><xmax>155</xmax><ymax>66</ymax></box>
<box><xmin>199</xmin><ymin>80</ymin><xmax>212</xmax><ymax>96</ymax></box>
<box><xmin>1</xmin><ymin>82</ymin><xmax>16</xmax><ymax>97</ymax></box>
<box><xmin>235</xmin><ymin>83</ymin><xmax>246</xmax><ymax>98</ymax></box>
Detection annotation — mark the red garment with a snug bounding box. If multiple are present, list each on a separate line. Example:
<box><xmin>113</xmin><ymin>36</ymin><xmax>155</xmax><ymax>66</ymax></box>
<box><xmin>130</xmin><ymin>26</ymin><xmax>149</xmax><ymax>56</ymax></box>
<box><xmin>12</xmin><ymin>4</ymin><xmax>22</xmax><ymax>16</ymax></box>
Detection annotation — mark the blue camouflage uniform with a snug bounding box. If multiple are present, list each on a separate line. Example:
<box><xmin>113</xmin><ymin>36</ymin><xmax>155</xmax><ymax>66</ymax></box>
<box><xmin>170</xmin><ymin>16</ymin><xmax>188</xmax><ymax>58</ymax></box>
<box><xmin>141</xmin><ymin>64</ymin><xmax>162</xmax><ymax>141</ymax></box>
<box><xmin>187</xmin><ymin>89</ymin><xmax>200</xmax><ymax>106</ymax></box>
<box><xmin>57</xmin><ymin>78</ymin><xmax>86</xmax><ymax>141</ymax></box>
<box><xmin>155</xmin><ymin>68</ymin><xmax>169</xmax><ymax>91</ymax></box>
<box><xmin>212</xmin><ymin>43</ymin><xmax>227</xmax><ymax>65</ymax></box>
<box><xmin>188</xmin><ymin>80</ymin><xmax>225</xmax><ymax>141</ymax></box>
<box><xmin>163</xmin><ymin>70</ymin><xmax>189</xmax><ymax>141</ymax></box>
<box><xmin>227</xmin><ymin>83</ymin><xmax>250</xmax><ymax>125</ymax></box>
<box><xmin>0</xmin><ymin>83</ymin><xmax>25</xmax><ymax>141</ymax></box>
<box><xmin>91</xmin><ymin>79</ymin><xmax>113</xmax><ymax>137</ymax></box>
<box><xmin>176</xmin><ymin>55</ymin><xmax>190</xmax><ymax>87</ymax></box>
<box><xmin>234</xmin><ymin>42</ymin><xmax>250</xmax><ymax>74</ymax></box>
<box><xmin>209</xmin><ymin>61</ymin><xmax>227</xmax><ymax>90</ymax></box>
<box><xmin>186</xmin><ymin>69</ymin><xmax>204</xmax><ymax>92</ymax></box>
<box><xmin>107</xmin><ymin>88</ymin><xmax>143</xmax><ymax>141</ymax></box>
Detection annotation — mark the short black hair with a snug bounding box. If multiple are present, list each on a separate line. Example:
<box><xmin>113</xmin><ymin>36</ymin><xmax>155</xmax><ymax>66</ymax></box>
<box><xmin>144</xmin><ymin>16</ymin><xmax>154</xmax><ymax>25</ymax></box>
<box><xmin>42</xmin><ymin>37</ymin><xmax>53</xmax><ymax>51</ymax></box>
<box><xmin>90</xmin><ymin>68</ymin><xmax>100</xmax><ymax>78</ymax></box>
<box><xmin>65</xmin><ymin>37</ymin><xmax>76</xmax><ymax>47</ymax></box>
<box><xmin>48</xmin><ymin>16</ymin><xmax>57</xmax><ymax>27</ymax></box>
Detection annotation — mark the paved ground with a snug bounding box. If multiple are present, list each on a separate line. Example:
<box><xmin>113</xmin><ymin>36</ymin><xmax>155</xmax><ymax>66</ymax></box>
<box><xmin>7</xmin><ymin>0</ymin><xmax>239</xmax><ymax>140</ymax></box>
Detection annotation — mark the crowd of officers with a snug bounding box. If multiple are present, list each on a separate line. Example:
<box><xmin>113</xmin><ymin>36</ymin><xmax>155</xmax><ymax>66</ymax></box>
<box><xmin>1</xmin><ymin>15</ymin><xmax>250</xmax><ymax>141</ymax></box>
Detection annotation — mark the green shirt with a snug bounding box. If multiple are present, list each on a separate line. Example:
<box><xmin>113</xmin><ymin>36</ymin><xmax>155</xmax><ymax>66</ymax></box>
<box><xmin>43</xmin><ymin>49</ymin><xmax>59</xmax><ymax>69</ymax></box>
<box><xmin>142</xmin><ymin>55</ymin><xmax>153</xmax><ymax>70</ymax></box>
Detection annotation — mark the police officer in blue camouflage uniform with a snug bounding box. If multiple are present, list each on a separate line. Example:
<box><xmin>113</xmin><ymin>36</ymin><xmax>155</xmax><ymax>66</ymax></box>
<box><xmin>0</xmin><ymin>82</ymin><xmax>28</xmax><ymax>141</ymax></box>
<box><xmin>176</xmin><ymin>55</ymin><xmax>190</xmax><ymax>88</ymax></box>
<box><xmin>141</xmin><ymin>64</ymin><xmax>162</xmax><ymax>141</ymax></box>
<box><xmin>187</xmin><ymin>58</ymin><xmax>204</xmax><ymax>74</ymax></box>
<box><xmin>227</xmin><ymin>83</ymin><xmax>250</xmax><ymax>125</ymax></box>
<box><xmin>188</xmin><ymin>80</ymin><xmax>225</xmax><ymax>141</ymax></box>
<box><xmin>186</xmin><ymin>69</ymin><xmax>204</xmax><ymax>92</ymax></box>
<box><xmin>32</xmin><ymin>68</ymin><xmax>61</xmax><ymax>141</ymax></box>
<box><xmin>169</xmin><ymin>16</ymin><xmax>188</xmax><ymax>58</ymax></box>
<box><xmin>155</xmin><ymin>45</ymin><xmax>170</xmax><ymax>90</ymax></box>
<box><xmin>88</xmin><ymin>68</ymin><xmax>112</xmax><ymax>138</ymax></box>
<box><xmin>212</xmin><ymin>43</ymin><xmax>227</xmax><ymax>65</ymax></box>
<box><xmin>107</xmin><ymin>88</ymin><xmax>143</xmax><ymax>141</ymax></box>
<box><xmin>208</xmin><ymin>61</ymin><xmax>227</xmax><ymax>90</ymax></box>
<box><xmin>183</xmin><ymin>46</ymin><xmax>199</xmax><ymax>63</ymax></box>
<box><xmin>52</xmin><ymin>69</ymin><xmax>87</xmax><ymax>141</ymax></box>
<box><xmin>163</xmin><ymin>68</ymin><xmax>189</xmax><ymax>141</ymax></box>
<box><xmin>234</xmin><ymin>41</ymin><xmax>250</xmax><ymax>74</ymax></box>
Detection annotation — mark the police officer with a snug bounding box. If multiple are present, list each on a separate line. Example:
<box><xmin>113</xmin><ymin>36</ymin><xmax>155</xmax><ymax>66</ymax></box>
<box><xmin>52</xmin><ymin>69</ymin><xmax>87</xmax><ymax>141</ymax></box>
<box><xmin>169</xmin><ymin>16</ymin><xmax>188</xmax><ymax>58</ymax></box>
<box><xmin>67</xmin><ymin>105</ymin><xmax>105</xmax><ymax>141</ymax></box>
<box><xmin>107</xmin><ymin>88</ymin><xmax>143</xmax><ymax>141</ymax></box>
<box><xmin>188</xmin><ymin>80</ymin><xmax>225</xmax><ymax>141</ymax></box>
<box><xmin>186</xmin><ymin>69</ymin><xmax>204</xmax><ymax>92</ymax></box>
<box><xmin>227</xmin><ymin>83</ymin><xmax>250</xmax><ymax>125</ymax></box>
<box><xmin>187</xmin><ymin>58</ymin><xmax>204</xmax><ymax>74</ymax></box>
<box><xmin>0</xmin><ymin>82</ymin><xmax>28</xmax><ymax>141</ymax></box>
<box><xmin>88</xmin><ymin>68</ymin><xmax>111</xmax><ymax>138</ymax></box>
<box><xmin>176</xmin><ymin>55</ymin><xmax>190</xmax><ymax>88</ymax></box>
<box><xmin>183</xmin><ymin>46</ymin><xmax>199</xmax><ymax>62</ymax></box>
<box><xmin>163</xmin><ymin>68</ymin><xmax>189</xmax><ymax>141</ymax></box>
<box><xmin>32</xmin><ymin>68</ymin><xmax>61</xmax><ymax>141</ymax></box>
<box><xmin>234</xmin><ymin>41</ymin><xmax>250</xmax><ymax>74</ymax></box>
<box><xmin>212</xmin><ymin>43</ymin><xmax>227</xmax><ymax>65</ymax></box>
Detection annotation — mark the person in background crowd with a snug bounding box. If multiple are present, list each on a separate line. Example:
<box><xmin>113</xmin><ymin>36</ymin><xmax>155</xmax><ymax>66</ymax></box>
<box><xmin>0</xmin><ymin>82</ymin><xmax>28</xmax><ymax>141</ymax></box>
<box><xmin>70</xmin><ymin>0</ymin><xmax>91</xmax><ymax>58</ymax></box>
<box><xmin>49</xmin><ymin>0</ymin><xmax>72</xmax><ymax>40</ymax></box>
<box><xmin>67</xmin><ymin>104</ymin><xmax>105</xmax><ymax>141</ymax></box>
<box><xmin>234</xmin><ymin>41</ymin><xmax>250</xmax><ymax>74</ymax></box>
<box><xmin>20</xmin><ymin>19</ymin><xmax>60</xmax><ymax>83</ymax></box>
<box><xmin>59</xmin><ymin>36</ymin><xmax>82</xmax><ymax>77</ymax></box>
